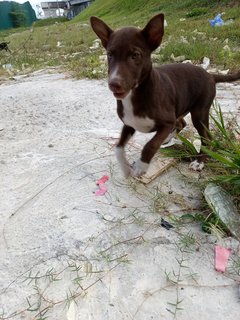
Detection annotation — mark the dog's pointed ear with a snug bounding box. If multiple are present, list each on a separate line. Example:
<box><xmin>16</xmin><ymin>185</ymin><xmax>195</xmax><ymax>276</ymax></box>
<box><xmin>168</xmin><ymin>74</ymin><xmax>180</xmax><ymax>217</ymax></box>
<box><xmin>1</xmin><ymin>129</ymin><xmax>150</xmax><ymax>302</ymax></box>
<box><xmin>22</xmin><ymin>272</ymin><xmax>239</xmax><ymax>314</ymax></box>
<box><xmin>90</xmin><ymin>16</ymin><xmax>113</xmax><ymax>49</ymax></box>
<box><xmin>141</xmin><ymin>13</ymin><xmax>164</xmax><ymax>51</ymax></box>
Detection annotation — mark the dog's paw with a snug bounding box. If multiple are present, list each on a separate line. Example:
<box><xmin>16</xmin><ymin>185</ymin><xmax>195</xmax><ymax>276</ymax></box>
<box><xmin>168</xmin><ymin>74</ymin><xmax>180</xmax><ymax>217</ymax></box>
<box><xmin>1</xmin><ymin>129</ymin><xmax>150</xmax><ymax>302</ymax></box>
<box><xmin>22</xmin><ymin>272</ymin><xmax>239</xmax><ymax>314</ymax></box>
<box><xmin>131</xmin><ymin>159</ymin><xmax>149</xmax><ymax>177</ymax></box>
<box><xmin>189</xmin><ymin>160</ymin><xmax>204</xmax><ymax>171</ymax></box>
<box><xmin>115</xmin><ymin>147</ymin><xmax>131</xmax><ymax>177</ymax></box>
<box><xmin>121</xmin><ymin>163</ymin><xmax>131</xmax><ymax>178</ymax></box>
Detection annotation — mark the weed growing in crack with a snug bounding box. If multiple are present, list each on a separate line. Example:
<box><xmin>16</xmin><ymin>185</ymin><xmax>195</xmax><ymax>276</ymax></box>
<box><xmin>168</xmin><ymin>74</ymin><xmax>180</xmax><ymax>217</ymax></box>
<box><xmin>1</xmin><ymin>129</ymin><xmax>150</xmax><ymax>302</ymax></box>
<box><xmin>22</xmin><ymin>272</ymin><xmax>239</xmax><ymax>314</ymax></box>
<box><xmin>165</xmin><ymin>232</ymin><xmax>199</xmax><ymax>318</ymax></box>
<box><xmin>178</xmin><ymin>232</ymin><xmax>196</xmax><ymax>252</ymax></box>
<box><xmin>0</xmin><ymin>249</ymin><xmax>126</xmax><ymax>320</ymax></box>
<box><xmin>165</xmin><ymin>255</ymin><xmax>186</xmax><ymax>318</ymax></box>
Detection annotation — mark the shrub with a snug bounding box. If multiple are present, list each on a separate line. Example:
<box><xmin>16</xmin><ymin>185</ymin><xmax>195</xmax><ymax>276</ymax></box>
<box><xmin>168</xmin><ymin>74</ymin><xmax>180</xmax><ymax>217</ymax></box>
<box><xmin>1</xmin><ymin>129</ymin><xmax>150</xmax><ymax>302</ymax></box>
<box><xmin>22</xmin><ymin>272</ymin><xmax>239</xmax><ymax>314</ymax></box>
<box><xmin>186</xmin><ymin>7</ymin><xmax>208</xmax><ymax>18</ymax></box>
<box><xmin>9</xmin><ymin>4</ymin><xmax>27</xmax><ymax>28</ymax></box>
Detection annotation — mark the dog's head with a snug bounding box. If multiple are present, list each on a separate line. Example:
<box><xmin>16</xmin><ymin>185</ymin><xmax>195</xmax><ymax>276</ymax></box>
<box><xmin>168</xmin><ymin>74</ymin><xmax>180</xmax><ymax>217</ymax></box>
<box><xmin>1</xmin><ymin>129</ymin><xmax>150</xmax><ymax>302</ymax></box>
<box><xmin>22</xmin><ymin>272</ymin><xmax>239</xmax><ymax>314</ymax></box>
<box><xmin>90</xmin><ymin>14</ymin><xmax>164</xmax><ymax>100</ymax></box>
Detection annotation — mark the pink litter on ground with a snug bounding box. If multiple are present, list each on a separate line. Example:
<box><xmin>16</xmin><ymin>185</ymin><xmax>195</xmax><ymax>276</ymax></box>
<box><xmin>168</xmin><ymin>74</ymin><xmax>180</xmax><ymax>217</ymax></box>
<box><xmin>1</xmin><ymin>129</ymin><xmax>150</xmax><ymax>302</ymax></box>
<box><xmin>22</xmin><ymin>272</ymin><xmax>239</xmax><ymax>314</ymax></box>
<box><xmin>96</xmin><ymin>175</ymin><xmax>109</xmax><ymax>185</ymax></box>
<box><xmin>95</xmin><ymin>175</ymin><xmax>109</xmax><ymax>196</ymax></box>
<box><xmin>215</xmin><ymin>245</ymin><xmax>231</xmax><ymax>272</ymax></box>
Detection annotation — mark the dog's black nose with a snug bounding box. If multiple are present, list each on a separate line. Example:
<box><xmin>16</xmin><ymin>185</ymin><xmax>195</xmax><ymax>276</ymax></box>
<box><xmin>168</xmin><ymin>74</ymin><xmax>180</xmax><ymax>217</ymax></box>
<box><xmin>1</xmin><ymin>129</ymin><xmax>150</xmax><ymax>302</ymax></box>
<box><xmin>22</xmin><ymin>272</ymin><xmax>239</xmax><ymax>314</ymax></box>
<box><xmin>108</xmin><ymin>80</ymin><xmax>124</xmax><ymax>93</ymax></box>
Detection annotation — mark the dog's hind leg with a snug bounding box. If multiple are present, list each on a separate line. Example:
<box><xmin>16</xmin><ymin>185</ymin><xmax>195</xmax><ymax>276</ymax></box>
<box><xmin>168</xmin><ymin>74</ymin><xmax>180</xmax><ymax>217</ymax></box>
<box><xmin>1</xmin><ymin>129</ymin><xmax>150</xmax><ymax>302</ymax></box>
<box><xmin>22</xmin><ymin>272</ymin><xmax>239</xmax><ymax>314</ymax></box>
<box><xmin>116</xmin><ymin>125</ymin><xmax>135</xmax><ymax>177</ymax></box>
<box><xmin>176</xmin><ymin>117</ymin><xmax>187</xmax><ymax>133</ymax></box>
<box><xmin>189</xmin><ymin>106</ymin><xmax>211</xmax><ymax>171</ymax></box>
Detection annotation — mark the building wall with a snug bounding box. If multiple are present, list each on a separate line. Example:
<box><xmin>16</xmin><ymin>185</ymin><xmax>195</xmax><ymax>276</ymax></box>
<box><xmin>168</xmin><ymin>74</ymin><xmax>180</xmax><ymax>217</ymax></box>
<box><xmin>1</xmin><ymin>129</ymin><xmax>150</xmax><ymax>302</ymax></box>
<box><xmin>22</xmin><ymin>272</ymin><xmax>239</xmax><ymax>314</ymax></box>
<box><xmin>66</xmin><ymin>0</ymin><xmax>93</xmax><ymax>19</ymax></box>
<box><xmin>41</xmin><ymin>1</ymin><xmax>67</xmax><ymax>18</ymax></box>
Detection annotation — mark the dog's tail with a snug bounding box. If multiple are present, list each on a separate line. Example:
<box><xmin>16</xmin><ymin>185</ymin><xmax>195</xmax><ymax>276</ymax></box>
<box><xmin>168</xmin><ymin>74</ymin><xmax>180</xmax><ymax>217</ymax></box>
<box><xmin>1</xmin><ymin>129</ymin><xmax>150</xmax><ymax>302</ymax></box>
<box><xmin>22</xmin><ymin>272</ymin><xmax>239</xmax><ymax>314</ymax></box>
<box><xmin>213</xmin><ymin>71</ymin><xmax>240</xmax><ymax>83</ymax></box>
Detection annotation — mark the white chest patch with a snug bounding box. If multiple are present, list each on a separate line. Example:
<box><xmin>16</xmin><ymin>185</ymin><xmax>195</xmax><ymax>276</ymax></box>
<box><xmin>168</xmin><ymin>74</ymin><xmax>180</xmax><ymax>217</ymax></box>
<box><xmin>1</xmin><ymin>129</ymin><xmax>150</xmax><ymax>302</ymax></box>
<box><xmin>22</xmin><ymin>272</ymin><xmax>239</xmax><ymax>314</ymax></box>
<box><xmin>122</xmin><ymin>93</ymin><xmax>155</xmax><ymax>133</ymax></box>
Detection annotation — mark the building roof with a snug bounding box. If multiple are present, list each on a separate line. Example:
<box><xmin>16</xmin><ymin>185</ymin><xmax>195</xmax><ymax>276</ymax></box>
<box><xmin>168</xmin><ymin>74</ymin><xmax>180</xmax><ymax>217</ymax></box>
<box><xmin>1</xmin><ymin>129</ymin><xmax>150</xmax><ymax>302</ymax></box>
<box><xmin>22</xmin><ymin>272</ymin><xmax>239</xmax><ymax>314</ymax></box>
<box><xmin>69</xmin><ymin>0</ymin><xmax>91</xmax><ymax>5</ymax></box>
<box><xmin>41</xmin><ymin>1</ymin><xmax>66</xmax><ymax>9</ymax></box>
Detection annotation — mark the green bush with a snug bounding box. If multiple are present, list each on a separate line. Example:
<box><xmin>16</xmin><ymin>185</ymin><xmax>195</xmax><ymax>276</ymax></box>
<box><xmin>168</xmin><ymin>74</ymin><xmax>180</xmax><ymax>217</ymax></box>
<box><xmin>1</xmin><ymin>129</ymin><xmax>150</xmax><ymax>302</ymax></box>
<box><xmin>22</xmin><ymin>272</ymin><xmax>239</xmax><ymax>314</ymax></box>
<box><xmin>9</xmin><ymin>3</ymin><xmax>27</xmax><ymax>28</ymax></box>
<box><xmin>186</xmin><ymin>7</ymin><xmax>208</xmax><ymax>18</ymax></box>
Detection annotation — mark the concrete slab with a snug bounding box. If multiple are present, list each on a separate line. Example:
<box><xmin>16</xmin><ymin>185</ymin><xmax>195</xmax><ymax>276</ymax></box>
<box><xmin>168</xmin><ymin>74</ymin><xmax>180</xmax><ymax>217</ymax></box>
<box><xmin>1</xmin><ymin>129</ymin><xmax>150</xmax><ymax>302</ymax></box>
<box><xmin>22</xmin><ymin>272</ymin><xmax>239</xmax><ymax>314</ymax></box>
<box><xmin>0</xmin><ymin>70</ymin><xmax>239</xmax><ymax>320</ymax></box>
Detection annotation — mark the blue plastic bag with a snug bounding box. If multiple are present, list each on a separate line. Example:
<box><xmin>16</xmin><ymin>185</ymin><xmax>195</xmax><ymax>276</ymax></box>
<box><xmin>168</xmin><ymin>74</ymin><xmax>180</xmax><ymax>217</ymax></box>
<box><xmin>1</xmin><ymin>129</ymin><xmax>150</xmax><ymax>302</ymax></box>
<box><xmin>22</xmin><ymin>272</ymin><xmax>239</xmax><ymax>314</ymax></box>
<box><xmin>209</xmin><ymin>13</ymin><xmax>225</xmax><ymax>27</ymax></box>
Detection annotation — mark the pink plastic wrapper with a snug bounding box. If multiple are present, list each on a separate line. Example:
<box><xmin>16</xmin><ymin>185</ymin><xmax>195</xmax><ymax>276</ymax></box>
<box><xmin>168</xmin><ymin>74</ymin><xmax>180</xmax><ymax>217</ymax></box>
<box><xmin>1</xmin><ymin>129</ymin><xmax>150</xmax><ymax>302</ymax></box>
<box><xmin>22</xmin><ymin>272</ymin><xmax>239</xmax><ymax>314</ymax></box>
<box><xmin>95</xmin><ymin>175</ymin><xmax>109</xmax><ymax>196</ymax></box>
<box><xmin>215</xmin><ymin>245</ymin><xmax>231</xmax><ymax>272</ymax></box>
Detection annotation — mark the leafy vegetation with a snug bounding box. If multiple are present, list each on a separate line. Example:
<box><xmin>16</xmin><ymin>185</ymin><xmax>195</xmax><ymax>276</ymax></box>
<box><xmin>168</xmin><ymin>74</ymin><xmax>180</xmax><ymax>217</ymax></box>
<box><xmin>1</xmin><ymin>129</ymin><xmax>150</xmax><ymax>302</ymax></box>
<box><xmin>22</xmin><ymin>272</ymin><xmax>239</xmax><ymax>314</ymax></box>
<box><xmin>203</xmin><ymin>107</ymin><xmax>240</xmax><ymax>194</ymax></box>
<box><xmin>9</xmin><ymin>3</ymin><xmax>27</xmax><ymax>28</ymax></box>
<box><xmin>180</xmin><ymin>212</ymin><xmax>230</xmax><ymax>236</ymax></box>
<box><xmin>162</xmin><ymin>105</ymin><xmax>240</xmax><ymax>195</ymax></box>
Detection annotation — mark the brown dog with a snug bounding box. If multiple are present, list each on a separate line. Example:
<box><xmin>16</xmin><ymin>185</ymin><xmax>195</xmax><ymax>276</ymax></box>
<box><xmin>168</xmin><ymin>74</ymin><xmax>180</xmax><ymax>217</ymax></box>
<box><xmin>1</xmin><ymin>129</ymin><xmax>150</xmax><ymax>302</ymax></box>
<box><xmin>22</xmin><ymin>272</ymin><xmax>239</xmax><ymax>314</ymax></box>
<box><xmin>90</xmin><ymin>14</ymin><xmax>240</xmax><ymax>177</ymax></box>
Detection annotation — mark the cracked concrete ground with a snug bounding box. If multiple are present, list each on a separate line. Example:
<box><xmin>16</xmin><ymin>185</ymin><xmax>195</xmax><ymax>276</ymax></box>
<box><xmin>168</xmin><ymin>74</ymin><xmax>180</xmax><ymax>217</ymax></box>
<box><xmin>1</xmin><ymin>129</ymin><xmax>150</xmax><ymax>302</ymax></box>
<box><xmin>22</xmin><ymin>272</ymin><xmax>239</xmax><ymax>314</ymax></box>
<box><xmin>0</xmin><ymin>69</ymin><xmax>239</xmax><ymax>319</ymax></box>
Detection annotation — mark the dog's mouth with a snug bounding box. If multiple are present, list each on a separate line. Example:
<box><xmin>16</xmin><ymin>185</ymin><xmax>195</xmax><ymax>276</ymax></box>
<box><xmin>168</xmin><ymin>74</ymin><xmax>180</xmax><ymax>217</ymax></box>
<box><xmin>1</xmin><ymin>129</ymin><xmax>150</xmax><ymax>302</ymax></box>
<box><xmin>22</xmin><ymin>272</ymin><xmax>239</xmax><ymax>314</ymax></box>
<box><xmin>112</xmin><ymin>91</ymin><xmax>128</xmax><ymax>99</ymax></box>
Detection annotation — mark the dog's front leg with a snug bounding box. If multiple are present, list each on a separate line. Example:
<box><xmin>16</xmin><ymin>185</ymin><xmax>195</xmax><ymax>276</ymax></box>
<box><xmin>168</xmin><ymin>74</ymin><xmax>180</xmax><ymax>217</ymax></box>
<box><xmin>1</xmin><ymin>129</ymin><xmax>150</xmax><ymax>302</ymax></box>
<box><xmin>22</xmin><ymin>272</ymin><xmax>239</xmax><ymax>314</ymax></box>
<box><xmin>115</xmin><ymin>125</ymin><xmax>135</xmax><ymax>177</ymax></box>
<box><xmin>132</xmin><ymin>127</ymin><xmax>172</xmax><ymax>177</ymax></box>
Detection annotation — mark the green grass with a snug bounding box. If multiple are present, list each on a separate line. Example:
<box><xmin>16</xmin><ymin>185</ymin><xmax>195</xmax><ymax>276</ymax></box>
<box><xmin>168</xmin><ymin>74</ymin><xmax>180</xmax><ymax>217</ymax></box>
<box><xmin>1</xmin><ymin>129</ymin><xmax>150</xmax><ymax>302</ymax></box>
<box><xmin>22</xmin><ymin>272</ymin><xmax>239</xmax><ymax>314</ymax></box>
<box><xmin>34</xmin><ymin>16</ymin><xmax>68</xmax><ymax>27</ymax></box>
<box><xmin>203</xmin><ymin>106</ymin><xmax>240</xmax><ymax>194</ymax></box>
<box><xmin>0</xmin><ymin>0</ymin><xmax>239</xmax><ymax>78</ymax></box>
<box><xmin>161</xmin><ymin>104</ymin><xmax>240</xmax><ymax>206</ymax></box>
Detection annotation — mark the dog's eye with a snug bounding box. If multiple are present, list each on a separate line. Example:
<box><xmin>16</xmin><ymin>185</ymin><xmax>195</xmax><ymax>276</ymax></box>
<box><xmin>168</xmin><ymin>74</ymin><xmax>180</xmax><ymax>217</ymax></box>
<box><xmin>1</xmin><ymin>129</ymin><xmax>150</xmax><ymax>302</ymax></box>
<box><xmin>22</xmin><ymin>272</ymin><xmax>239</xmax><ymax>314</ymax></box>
<box><xmin>131</xmin><ymin>52</ymin><xmax>140</xmax><ymax>60</ymax></box>
<box><xmin>107</xmin><ymin>52</ymin><xmax>113</xmax><ymax>60</ymax></box>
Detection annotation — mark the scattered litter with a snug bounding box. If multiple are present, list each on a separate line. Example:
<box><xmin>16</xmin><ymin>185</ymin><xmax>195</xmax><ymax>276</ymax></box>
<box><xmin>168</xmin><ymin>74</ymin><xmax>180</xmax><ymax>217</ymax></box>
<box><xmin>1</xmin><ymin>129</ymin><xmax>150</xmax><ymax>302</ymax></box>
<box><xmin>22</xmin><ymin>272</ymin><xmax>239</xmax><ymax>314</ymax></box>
<box><xmin>99</xmin><ymin>54</ymin><xmax>107</xmax><ymax>62</ymax></box>
<box><xmin>204</xmin><ymin>183</ymin><xmax>240</xmax><ymax>240</ymax></box>
<box><xmin>170</xmin><ymin>53</ymin><xmax>186</xmax><ymax>63</ymax></box>
<box><xmin>160</xmin><ymin>137</ymin><xmax>182</xmax><ymax>148</ymax></box>
<box><xmin>209</xmin><ymin>14</ymin><xmax>233</xmax><ymax>27</ymax></box>
<box><xmin>182</xmin><ymin>59</ymin><xmax>192</xmax><ymax>64</ymax></box>
<box><xmin>135</xmin><ymin>157</ymin><xmax>176</xmax><ymax>184</ymax></box>
<box><xmin>96</xmin><ymin>175</ymin><xmax>109</xmax><ymax>185</ymax></box>
<box><xmin>95</xmin><ymin>184</ymin><xmax>107</xmax><ymax>196</ymax></box>
<box><xmin>2</xmin><ymin>63</ymin><xmax>14</xmax><ymax>75</ymax></box>
<box><xmin>151</xmin><ymin>53</ymin><xmax>160</xmax><ymax>61</ymax></box>
<box><xmin>201</xmin><ymin>57</ymin><xmax>210</xmax><ymax>70</ymax></box>
<box><xmin>224</xmin><ymin>19</ymin><xmax>234</xmax><ymax>25</ymax></box>
<box><xmin>209</xmin><ymin>13</ymin><xmax>225</xmax><ymax>27</ymax></box>
<box><xmin>192</xmin><ymin>29</ymin><xmax>206</xmax><ymax>39</ymax></box>
<box><xmin>56</xmin><ymin>41</ymin><xmax>64</xmax><ymax>47</ymax></box>
<box><xmin>207</xmin><ymin>68</ymin><xmax>228</xmax><ymax>74</ymax></box>
<box><xmin>215</xmin><ymin>245</ymin><xmax>231</xmax><ymax>272</ymax></box>
<box><xmin>90</xmin><ymin>39</ymin><xmax>100</xmax><ymax>50</ymax></box>
<box><xmin>219</xmin><ymin>69</ymin><xmax>229</xmax><ymax>75</ymax></box>
<box><xmin>180</xmin><ymin>18</ymin><xmax>186</xmax><ymax>22</ymax></box>
<box><xmin>3</xmin><ymin>63</ymin><xmax>13</xmax><ymax>70</ymax></box>
<box><xmin>95</xmin><ymin>175</ymin><xmax>109</xmax><ymax>196</ymax></box>
<box><xmin>161</xmin><ymin>218</ymin><xmax>174</xmax><ymax>230</ymax></box>
<box><xmin>180</xmin><ymin>36</ymin><xmax>189</xmax><ymax>44</ymax></box>
<box><xmin>223</xmin><ymin>44</ymin><xmax>231</xmax><ymax>52</ymax></box>
<box><xmin>193</xmin><ymin>139</ymin><xmax>201</xmax><ymax>153</ymax></box>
